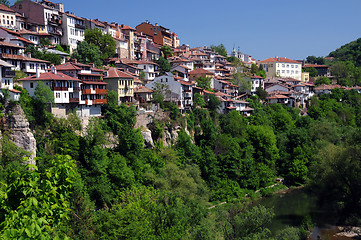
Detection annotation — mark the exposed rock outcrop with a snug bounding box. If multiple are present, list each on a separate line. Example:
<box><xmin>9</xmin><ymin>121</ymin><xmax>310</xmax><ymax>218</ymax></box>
<box><xmin>4</xmin><ymin>103</ymin><xmax>36</xmax><ymax>165</ymax></box>
<box><xmin>141</xmin><ymin>128</ymin><xmax>154</xmax><ymax>148</ymax></box>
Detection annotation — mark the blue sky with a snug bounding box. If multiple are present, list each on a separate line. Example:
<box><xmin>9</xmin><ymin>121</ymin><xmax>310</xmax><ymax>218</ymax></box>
<box><xmin>10</xmin><ymin>0</ymin><xmax>361</xmax><ymax>60</ymax></box>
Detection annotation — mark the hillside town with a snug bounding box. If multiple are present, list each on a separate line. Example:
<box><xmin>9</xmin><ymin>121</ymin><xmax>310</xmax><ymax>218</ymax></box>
<box><xmin>0</xmin><ymin>0</ymin><xmax>356</xmax><ymax>118</ymax></box>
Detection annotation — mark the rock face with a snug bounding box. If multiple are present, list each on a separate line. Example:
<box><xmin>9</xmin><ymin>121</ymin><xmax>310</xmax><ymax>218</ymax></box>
<box><xmin>141</xmin><ymin>128</ymin><xmax>154</xmax><ymax>148</ymax></box>
<box><xmin>4</xmin><ymin>104</ymin><xmax>36</xmax><ymax>165</ymax></box>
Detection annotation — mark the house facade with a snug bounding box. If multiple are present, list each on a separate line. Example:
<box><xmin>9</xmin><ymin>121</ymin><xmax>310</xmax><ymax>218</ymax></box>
<box><xmin>258</xmin><ymin>57</ymin><xmax>302</xmax><ymax>80</ymax></box>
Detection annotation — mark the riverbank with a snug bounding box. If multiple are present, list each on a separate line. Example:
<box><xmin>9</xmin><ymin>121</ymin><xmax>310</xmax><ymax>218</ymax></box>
<box><xmin>309</xmin><ymin>226</ymin><xmax>361</xmax><ymax>240</ymax></box>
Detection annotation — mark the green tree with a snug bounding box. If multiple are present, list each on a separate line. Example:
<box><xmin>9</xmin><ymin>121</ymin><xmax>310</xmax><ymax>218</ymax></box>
<box><xmin>314</xmin><ymin>76</ymin><xmax>331</xmax><ymax>86</ymax></box>
<box><xmin>303</xmin><ymin>67</ymin><xmax>318</xmax><ymax>77</ymax></box>
<box><xmin>34</xmin><ymin>81</ymin><xmax>54</xmax><ymax>105</ymax></box>
<box><xmin>210</xmin><ymin>44</ymin><xmax>228</xmax><ymax>57</ymax></box>
<box><xmin>0</xmin><ymin>0</ymin><xmax>9</xmax><ymax>7</ymax></box>
<box><xmin>84</xmin><ymin>28</ymin><xmax>116</xmax><ymax>61</ymax></box>
<box><xmin>71</xmin><ymin>41</ymin><xmax>102</xmax><ymax>67</ymax></box>
<box><xmin>156</xmin><ymin>56</ymin><xmax>171</xmax><ymax>74</ymax></box>
<box><xmin>151</xmin><ymin>82</ymin><xmax>171</xmax><ymax>106</ymax></box>
<box><xmin>160</xmin><ymin>45</ymin><xmax>173</xmax><ymax>59</ymax></box>
<box><xmin>194</xmin><ymin>93</ymin><xmax>206</xmax><ymax>108</ymax></box>
<box><xmin>196</xmin><ymin>76</ymin><xmax>211</xmax><ymax>89</ymax></box>
<box><xmin>255</xmin><ymin>87</ymin><xmax>268</xmax><ymax>101</ymax></box>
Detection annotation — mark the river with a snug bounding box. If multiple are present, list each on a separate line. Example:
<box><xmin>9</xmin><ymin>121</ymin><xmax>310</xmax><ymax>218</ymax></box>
<box><xmin>255</xmin><ymin>187</ymin><xmax>351</xmax><ymax>239</ymax></box>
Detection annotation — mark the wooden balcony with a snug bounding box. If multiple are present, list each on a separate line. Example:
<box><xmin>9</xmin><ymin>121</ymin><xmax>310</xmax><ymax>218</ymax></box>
<box><xmin>96</xmin><ymin>89</ymin><xmax>107</xmax><ymax>95</ymax></box>
<box><xmin>82</xmin><ymin>89</ymin><xmax>94</xmax><ymax>94</ymax></box>
<box><xmin>69</xmin><ymin>98</ymin><xmax>79</xmax><ymax>103</ymax></box>
<box><xmin>93</xmin><ymin>99</ymin><xmax>107</xmax><ymax>104</ymax></box>
<box><xmin>53</xmin><ymin>87</ymin><xmax>68</xmax><ymax>91</ymax></box>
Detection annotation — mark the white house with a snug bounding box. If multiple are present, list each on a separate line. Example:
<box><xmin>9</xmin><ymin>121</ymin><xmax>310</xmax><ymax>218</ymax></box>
<box><xmin>145</xmin><ymin>72</ymin><xmax>193</xmax><ymax>111</ymax></box>
<box><xmin>258</xmin><ymin>57</ymin><xmax>302</xmax><ymax>80</ymax></box>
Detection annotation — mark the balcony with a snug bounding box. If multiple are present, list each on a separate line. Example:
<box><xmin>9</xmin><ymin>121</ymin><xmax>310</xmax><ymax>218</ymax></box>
<box><xmin>69</xmin><ymin>98</ymin><xmax>79</xmax><ymax>103</ymax></box>
<box><xmin>93</xmin><ymin>99</ymin><xmax>107</xmax><ymax>104</ymax></box>
<box><xmin>73</xmin><ymin>87</ymin><xmax>80</xmax><ymax>91</ymax></box>
<box><xmin>48</xmin><ymin>18</ymin><xmax>61</xmax><ymax>25</ymax></box>
<box><xmin>82</xmin><ymin>89</ymin><xmax>95</xmax><ymax>94</ymax></box>
<box><xmin>53</xmin><ymin>87</ymin><xmax>68</xmax><ymax>91</ymax></box>
<box><xmin>183</xmin><ymin>89</ymin><xmax>191</xmax><ymax>93</ymax></box>
<box><xmin>96</xmin><ymin>89</ymin><xmax>107</xmax><ymax>95</ymax></box>
<box><xmin>75</xmin><ymin>23</ymin><xmax>86</xmax><ymax>29</ymax></box>
<box><xmin>3</xmin><ymin>70</ymin><xmax>15</xmax><ymax>77</ymax></box>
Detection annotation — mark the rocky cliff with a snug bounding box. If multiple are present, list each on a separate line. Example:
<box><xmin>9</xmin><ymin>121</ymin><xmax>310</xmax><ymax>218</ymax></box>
<box><xmin>3</xmin><ymin>103</ymin><xmax>36</xmax><ymax>165</ymax></box>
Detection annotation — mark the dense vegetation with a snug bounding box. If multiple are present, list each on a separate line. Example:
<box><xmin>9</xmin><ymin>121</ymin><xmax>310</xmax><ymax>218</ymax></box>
<box><xmin>1</xmin><ymin>83</ymin><xmax>361</xmax><ymax>239</ymax></box>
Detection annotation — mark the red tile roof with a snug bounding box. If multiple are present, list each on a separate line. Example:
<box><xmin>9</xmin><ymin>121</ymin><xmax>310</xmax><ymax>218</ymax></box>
<box><xmin>258</xmin><ymin>57</ymin><xmax>299</xmax><ymax>64</ymax></box>
<box><xmin>105</xmin><ymin>67</ymin><xmax>134</xmax><ymax>79</ymax></box>
<box><xmin>178</xmin><ymin>80</ymin><xmax>193</xmax><ymax>86</ymax></box>
<box><xmin>303</xmin><ymin>64</ymin><xmax>329</xmax><ymax>68</ymax></box>
<box><xmin>82</xmin><ymin>81</ymin><xmax>107</xmax><ymax>85</ymax></box>
<box><xmin>251</xmin><ymin>74</ymin><xmax>264</xmax><ymax>79</ymax></box>
<box><xmin>267</xmin><ymin>94</ymin><xmax>289</xmax><ymax>99</ymax></box>
<box><xmin>134</xmin><ymin>86</ymin><xmax>153</xmax><ymax>93</ymax></box>
<box><xmin>18</xmin><ymin>72</ymin><xmax>80</xmax><ymax>81</ymax></box>
<box><xmin>55</xmin><ymin>62</ymin><xmax>82</xmax><ymax>71</ymax></box>
<box><xmin>189</xmin><ymin>68</ymin><xmax>213</xmax><ymax>75</ymax></box>
<box><xmin>0</xmin><ymin>4</ymin><xmax>15</xmax><ymax>13</ymax></box>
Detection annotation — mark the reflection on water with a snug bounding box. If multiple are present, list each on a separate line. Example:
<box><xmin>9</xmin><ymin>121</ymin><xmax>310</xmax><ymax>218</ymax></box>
<box><xmin>255</xmin><ymin>188</ymin><xmax>338</xmax><ymax>237</ymax></box>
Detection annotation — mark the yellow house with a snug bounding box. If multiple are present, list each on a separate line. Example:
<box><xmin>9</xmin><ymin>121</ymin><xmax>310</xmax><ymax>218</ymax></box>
<box><xmin>301</xmin><ymin>72</ymin><xmax>310</xmax><ymax>82</ymax></box>
<box><xmin>104</xmin><ymin>67</ymin><xmax>134</xmax><ymax>103</ymax></box>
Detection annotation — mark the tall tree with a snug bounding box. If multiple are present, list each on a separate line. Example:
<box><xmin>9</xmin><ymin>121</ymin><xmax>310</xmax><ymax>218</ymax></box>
<box><xmin>71</xmin><ymin>41</ymin><xmax>102</xmax><ymax>67</ymax></box>
<box><xmin>84</xmin><ymin>28</ymin><xmax>116</xmax><ymax>61</ymax></box>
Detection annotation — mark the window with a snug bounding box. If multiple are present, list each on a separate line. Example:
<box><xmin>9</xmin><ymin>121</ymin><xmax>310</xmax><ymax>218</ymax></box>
<box><xmin>30</xmin><ymin>64</ymin><xmax>34</xmax><ymax>69</ymax></box>
<box><xmin>30</xmin><ymin>82</ymin><xmax>34</xmax><ymax>88</ymax></box>
<box><xmin>144</xmin><ymin>65</ymin><xmax>146</xmax><ymax>69</ymax></box>
<box><xmin>286</xmin><ymin>64</ymin><xmax>289</xmax><ymax>68</ymax></box>
<box><xmin>56</xmin><ymin>93</ymin><xmax>60</xmax><ymax>98</ymax></box>
<box><xmin>291</xmin><ymin>65</ymin><xmax>294</xmax><ymax>68</ymax></box>
<box><xmin>287</xmin><ymin>70</ymin><xmax>290</xmax><ymax>73</ymax></box>
<box><xmin>282</xmin><ymin>64</ymin><xmax>285</xmax><ymax>67</ymax></box>
<box><xmin>64</xmin><ymin>93</ymin><xmax>66</xmax><ymax>98</ymax></box>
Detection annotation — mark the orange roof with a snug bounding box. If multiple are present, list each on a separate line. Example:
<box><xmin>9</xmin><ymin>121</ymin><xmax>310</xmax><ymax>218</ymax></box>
<box><xmin>259</xmin><ymin>57</ymin><xmax>299</xmax><ymax>64</ymax></box>
<box><xmin>56</xmin><ymin>62</ymin><xmax>82</xmax><ymax>71</ymax></box>
<box><xmin>121</xmin><ymin>25</ymin><xmax>135</xmax><ymax>31</ymax></box>
<box><xmin>267</xmin><ymin>94</ymin><xmax>289</xmax><ymax>99</ymax></box>
<box><xmin>0</xmin><ymin>4</ymin><xmax>15</xmax><ymax>13</ymax></box>
<box><xmin>189</xmin><ymin>68</ymin><xmax>213</xmax><ymax>75</ymax></box>
<box><xmin>178</xmin><ymin>80</ymin><xmax>193</xmax><ymax>86</ymax></box>
<box><xmin>251</xmin><ymin>75</ymin><xmax>264</xmax><ymax>79</ymax></box>
<box><xmin>303</xmin><ymin>64</ymin><xmax>329</xmax><ymax>68</ymax></box>
<box><xmin>105</xmin><ymin>67</ymin><xmax>134</xmax><ymax>79</ymax></box>
<box><xmin>134</xmin><ymin>86</ymin><xmax>153</xmax><ymax>93</ymax></box>
<box><xmin>18</xmin><ymin>72</ymin><xmax>80</xmax><ymax>81</ymax></box>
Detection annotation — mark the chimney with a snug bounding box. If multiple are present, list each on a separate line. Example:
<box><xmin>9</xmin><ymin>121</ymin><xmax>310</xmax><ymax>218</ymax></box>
<box><xmin>36</xmin><ymin>66</ymin><xmax>40</xmax><ymax>78</ymax></box>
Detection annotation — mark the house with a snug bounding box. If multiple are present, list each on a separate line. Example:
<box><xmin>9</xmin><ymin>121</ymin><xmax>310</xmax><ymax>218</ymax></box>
<box><xmin>189</xmin><ymin>68</ymin><xmax>214</xmax><ymax>82</ymax></box>
<box><xmin>136</xmin><ymin>20</ymin><xmax>178</xmax><ymax>47</ymax></box>
<box><xmin>250</xmin><ymin>75</ymin><xmax>264</xmax><ymax>94</ymax></box>
<box><xmin>0</xmin><ymin>59</ymin><xmax>18</xmax><ymax>101</ymax></box>
<box><xmin>56</xmin><ymin>61</ymin><xmax>108</xmax><ymax>117</ymax></box>
<box><xmin>0</xmin><ymin>40</ymin><xmax>49</xmax><ymax>74</ymax></box>
<box><xmin>258</xmin><ymin>57</ymin><xmax>302</xmax><ymax>80</ymax></box>
<box><xmin>0</xmin><ymin>4</ymin><xmax>16</xmax><ymax>29</ymax></box>
<box><xmin>314</xmin><ymin>84</ymin><xmax>343</xmax><ymax>95</ymax></box>
<box><xmin>18</xmin><ymin>68</ymin><xmax>82</xmax><ymax>116</ymax></box>
<box><xmin>104</xmin><ymin>67</ymin><xmax>134</xmax><ymax>103</ymax></box>
<box><xmin>134</xmin><ymin>86</ymin><xmax>153</xmax><ymax>104</ymax></box>
<box><xmin>145</xmin><ymin>72</ymin><xmax>193</xmax><ymax>111</ymax></box>
<box><xmin>303</xmin><ymin>64</ymin><xmax>331</xmax><ymax>77</ymax></box>
<box><xmin>266</xmin><ymin>94</ymin><xmax>293</xmax><ymax>107</ymax></box>
<box><xmin>61</xmin><ymin>12</ymin><xmax>86</xmax><ymax>53</ymax></box>
<box><xmin>11</xmin><ymin>0</ymin><xmax>63</xmax><ymax>45</ymax></box>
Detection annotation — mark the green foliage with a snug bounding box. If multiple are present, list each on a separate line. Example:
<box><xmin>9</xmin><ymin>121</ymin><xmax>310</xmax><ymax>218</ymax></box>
<box><xmin>0</xmin><ymin>155</ymin><xmax>78</xmax><ymax>239</ymax></box>
<box><xmin>218</xmin><ymin>202</ymin><xmax>274</xmax><ymax>240</ymax></box>
<box><xmin>210</xmin><ymin>44</ymin><xmax>228</xmax><ymax>57</ymax></box>
<box><xmin>160</xmin><ymin>45</ymin><xmax>173</xmax><ymax>59</ymax></box>
<box><xmin>303</xmin><ymin>67</ymin><xmax>318</xmax><ymax>77</ymax></box>
<box><xmin>314</xmin><ymin>76</ymin><xmax>331</xmax><ymax>86</ymax></box>
<box><xmin>306</xmin><ymin>56</ymin><xmax>325</xmax><ymax>65</ymax></box>
<box><xmin>34</xmin><ymin>81</ymin><xmax>54</xmax><ymax>104</ymax></box>
<box><xmin>329</xmin><ymin>38</ymin><xmax>361</xmax><ymax>66</ymax></box>
<box><xmin>196</xmin><ymin>76</ymin><xmax>211</xmax><ymax>89</ymax></box>
<box><xmin>0</xmin><ymin>0</ymin><xmax>9</xmax><ymax>7</ymax></box>
<box><xmin>25</xmin><ymin>45</ymin><xmax>61</xmax><ymax>65</ymax></box>
<box><xmin>156</xmin><ymin>56</ymin><xmax>171</xmax><ymax>74</ymax></box>
<box><xmin>255</xmin><ymin>86</ymin><xmax>268</xmax><ymax>100</ymax></box>
<box><xmin>194</xmin><ymin>93</ymin><xmax>206</xmax><ymax>108</ymax></box>
<box><xmin>71</xmin><ymin>41</ymin><xmax>102</xmax><ymax>67</ymax></box>
<box><xmin>84</xmin><ymin>28</ymin><xmax>116</xmax><ymax>61</ymax></box>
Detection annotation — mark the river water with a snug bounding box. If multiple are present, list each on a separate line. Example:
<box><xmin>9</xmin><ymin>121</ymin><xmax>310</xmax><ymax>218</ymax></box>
<box><xmin>255</xmin><ymin>187</ymin><xmax>346</xmax><ymax>239</ymax></box>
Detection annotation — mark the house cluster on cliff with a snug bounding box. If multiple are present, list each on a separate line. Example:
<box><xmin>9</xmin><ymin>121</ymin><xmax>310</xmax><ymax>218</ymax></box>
<box><xmin>0</xmin><ymin>0</ymin><xmax>352</xmax><ymax>117</ymax></box>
